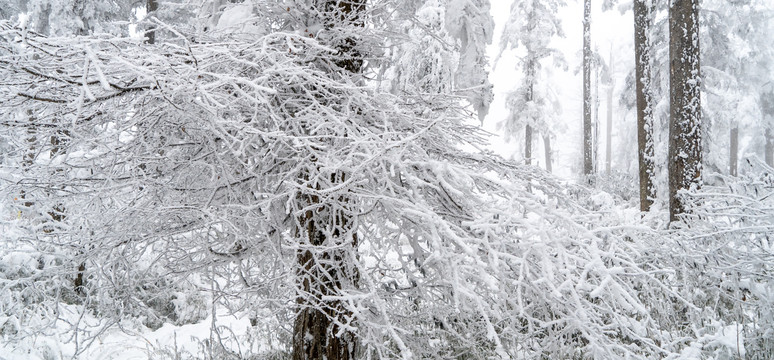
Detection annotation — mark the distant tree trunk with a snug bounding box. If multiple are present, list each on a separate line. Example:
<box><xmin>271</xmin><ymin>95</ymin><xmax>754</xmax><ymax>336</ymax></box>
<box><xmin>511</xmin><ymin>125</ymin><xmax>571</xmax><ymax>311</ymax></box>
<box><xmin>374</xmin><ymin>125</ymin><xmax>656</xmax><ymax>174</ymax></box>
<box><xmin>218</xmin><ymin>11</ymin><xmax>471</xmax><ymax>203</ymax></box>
<box><xmin>593</xmin><ymin>49</ymin><xmax>600</xmax><ymax>174</ymax></box>
<box><xmin>524</xmin><ymin>3</ymin><xmax>536</xmax><ymax>167</ymax></box>
<box><xmin>543</xmin><ymin>134</ymin><xmax>553</xmax><ymax>173</ymax></box>
<box><xmin>34</xmin><ymin>5</ymin><xmax>51</xmax><ymax>35</ymax></box>
<box><xmin>525</xmin><ymin>125</ymin><xmax>532</xmax><ymax>165</ymax></box>
<box><xmin>634</xmin><ymin>0</ymin><xmax>655</xmax><ymax>212</ymax></box>
<box><xmin>729</xmin><ymin>126</ymin><xmax>738</xmax><ymax>176</ymax></box>
<box><xmin>668</xmin><ymin>0</ymin><xmax>702</xmax><ymax>221</ymax></box>
<box><xmin>72</xmin><ymin>5</ymin><xmax>95</xmax><ymax>297</ymax></box>
<box><xmin>524</xmin><ymin>58</ymin><xmax>534</xmax><ymax>166</ymax></box>
<box><xmin>605</xmin><ymin>48</ymin><xmax>613</xmax><ymax>175</ymax></box>
<box><xmin>145</xmin><ymin>0</ymin><xmax>159</xmax><ymax>44</ymax></box>
<box><xmin>20</xmin><ymin>6</ymin><xmax>51</xmax><ymax>208</ymax></box>
<box><xmin>766</xmin><ymin>127</ymin><xmax>774</xmax><ymax>168</ymax></box>
<box><xmin>292</xmin><ymin>1</ymin><xmax>365</xmax><ymax>359</ymax></box>
<box><xmin>582</xmin><ymin>0</ymin><xmax>593</xmax><ymax>178</ymax></box>
<box><xmin>763</xmin><ymin>91</ymin><xmax>774</xmax><ymax>167</ymax></box>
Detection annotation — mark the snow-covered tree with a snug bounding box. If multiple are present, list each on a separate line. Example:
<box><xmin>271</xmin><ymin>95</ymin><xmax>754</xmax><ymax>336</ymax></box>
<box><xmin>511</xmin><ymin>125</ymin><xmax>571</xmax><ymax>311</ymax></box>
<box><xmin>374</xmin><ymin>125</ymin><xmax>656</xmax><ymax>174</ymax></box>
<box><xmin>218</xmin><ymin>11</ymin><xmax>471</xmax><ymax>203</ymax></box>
<box><xmin>3</xmin><ymin>1</ymin><xmax>774</xmax><ymax>359</ymax></box>
<box><xmin>498</xmin><ymin>0</ymin><xmax>566</xmax><ymax>171</ymax></box>
<box><xmin>699</xmin><ymin>0</ymin><xmax>774</xmax><ymax>177</ymax></box>
<box><xmin>384</xmin><ymin>0</ymin><xmax>493</xmax><ymax>124</ymax></box>
<box><xmin>668</xmin><ymin>0</ymin><xmax>702</xmax><ymax>221</ymax></box>
<box><xmin>633</xmin><ymin>0</ymin><xmax>656</xmax><ymax>211</ymax></box>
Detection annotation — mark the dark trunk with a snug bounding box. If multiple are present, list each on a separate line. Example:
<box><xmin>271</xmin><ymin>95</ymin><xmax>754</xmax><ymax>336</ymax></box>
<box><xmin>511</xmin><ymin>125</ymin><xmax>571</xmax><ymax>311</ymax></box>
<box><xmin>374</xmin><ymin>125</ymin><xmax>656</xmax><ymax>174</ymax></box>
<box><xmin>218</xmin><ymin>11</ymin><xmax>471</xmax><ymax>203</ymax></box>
<box><xmin>668</xmin><ymin>0</ymin><xmax>702</xmax><ymax>221</ymax></box>
<box><xmin>21</xmin><ymin>116</ymin><xmax>36</xmax><ymax>208</ymax></box>
<box><xmin>145</xmin><ymin>0</ymin><xmax>159</xmax><ymax>44</ymax></box>
<box><xmin>292</xmin><ymin>1</ymin><xmax>365</xmax><ymax>359</ymax></box>
<box><xmin>293</xmin><ymin>179</ymin><xmax>359</xmax><ymax>360</ymax></box>
<box><xmin>634</xmin><ymin>0</ymin><xmax>656</xmax><ymax>212</ymax></box>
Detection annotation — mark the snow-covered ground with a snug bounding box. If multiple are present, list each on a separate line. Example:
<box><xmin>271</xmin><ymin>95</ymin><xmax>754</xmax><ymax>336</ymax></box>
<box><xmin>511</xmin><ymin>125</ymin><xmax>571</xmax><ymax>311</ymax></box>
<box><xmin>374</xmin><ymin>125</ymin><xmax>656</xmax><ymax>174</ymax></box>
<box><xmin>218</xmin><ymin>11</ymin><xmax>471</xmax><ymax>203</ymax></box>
<box><xmin>1</xmin><ymin>306</ymin><xmax>262</xmax><ymax>360</ymax></box>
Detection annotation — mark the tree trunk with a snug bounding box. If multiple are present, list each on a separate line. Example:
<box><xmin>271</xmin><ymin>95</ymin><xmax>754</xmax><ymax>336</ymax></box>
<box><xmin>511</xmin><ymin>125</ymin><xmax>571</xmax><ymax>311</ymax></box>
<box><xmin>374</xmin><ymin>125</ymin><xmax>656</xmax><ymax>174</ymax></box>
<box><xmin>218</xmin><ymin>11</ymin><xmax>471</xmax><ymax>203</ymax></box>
<box><xmin>292</xmin><ymin>1</ymin><xmax>365</xmax><ymax>359</ymax></box>
<box><xmin>544</xmin><ymin>134</ymin><xmax>552</xmax><ymax>173</ymax></box>
<box><xmin>525</xmin><ymin>125</ymin><xmax>532</xmax><ymax>165</ymax></box>
<box><xmin>766</xmin><ymin>127</ymin><xmax>774</xmax><ymax>168</ymax></box>
<box><xmin>293</xmin><ymin>181</ymin><xmax>359</xmax><ymax>360</ymax></box>
<box><xmin>582</xmin><ymin>0</ymin><xmax>593</xmax><ymax>179</ymax></box>
<box><xmin>20</xmin><ymin>5</ymin><xmax>51</xmax><ymax>208</ymax></box>
<box><xmin>634</xmin><ymin>0</ymin><xmax>655</xmax><ymax>212</ymax></box>
<box><xmin>762</xmin><ymin>90</ymin><xmax>774</xmax><ymax>167</ymax></box>
<box><xmin>524</xmin><ymin>3</ymin><xmax>536</xmax><ymax>167</ymax></box>
<box><xmin>729</xmin><ymin>126</ymin><xmax>738</xmax><ymax>176</ymax></box>
<box><xmin>668</xmin><ymin>0</ymin><xmax>702</xmax><ymax>221</ymax></box>
<box><xmin>594</xmin><ymin>51</ymin><xmax>600</xmax><ymax>174</ymax></box>
<box><xmin>145</xmin><ymin>0</ymin><xmax>159</xmax><ymax>44</ymax></box>
<box><xmin>524</xmin><ymin>58</ymin><xmax>533</xmax><ymax>166</ymax></box>
<box><xmin>605</xmin><ymin>48</ymin><xmax>613</xmax><ymax>175</ymax></box>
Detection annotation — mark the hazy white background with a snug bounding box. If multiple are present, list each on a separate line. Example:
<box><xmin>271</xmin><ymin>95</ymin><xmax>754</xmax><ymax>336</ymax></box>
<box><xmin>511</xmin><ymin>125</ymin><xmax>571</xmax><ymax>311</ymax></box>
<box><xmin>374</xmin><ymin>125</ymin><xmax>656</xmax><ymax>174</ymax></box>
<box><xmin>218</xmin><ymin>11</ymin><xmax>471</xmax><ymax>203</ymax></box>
<box><xmin>484</xmin><ymin>0</ymin><xmax>635</xmax><ymax>181</ymax></box>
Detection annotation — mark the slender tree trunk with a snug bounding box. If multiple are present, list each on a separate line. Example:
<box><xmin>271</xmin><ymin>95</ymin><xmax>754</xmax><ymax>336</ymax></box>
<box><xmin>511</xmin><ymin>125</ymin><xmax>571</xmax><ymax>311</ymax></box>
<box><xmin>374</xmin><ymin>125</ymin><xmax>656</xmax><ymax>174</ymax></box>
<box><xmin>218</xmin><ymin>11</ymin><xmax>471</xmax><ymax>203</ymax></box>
<box><xmin>525</xmin><ymin>125</ymin><xmax>532</xmax><ymax>165</ymax></box>
<box><xmin>34</xmin><ymin>5</ymin><xmax>50</xmax><ymax>35</ymax></box>
<box><xmin>605</xmin><ymin>48</ymin><xmax>613</xmax><ymax>175</ymax></box>
<box><xmin>634</xmin><ymin>0</ymin><xmax>655</xmax><ymax>212</ymax></box>
<box><xmin>543</xmin><ymin>134</ymin><xmax>552</xmax><ymax>173</ymax></box>
<box><xmin>766</xmin><ymin>127</ymin><xmax>774</xmax><ymax>168</ymax></box>
<box><xmin>21</xmin><ymin>124</ymin><xmax>36</xmax><ymax>208</ymax></box>
<box><xmin>594</xmin><ymin>52</ymin><xmax>600</xmax><ymax>174</ymax></box>
<box><xmin>524</xmin><ymin>59</ymin><xmax>534</xmax><ymax>166</ymax></box>
<box><xmin>668</xmin><ymin>0</ymin><xmax>702</xmax><ymax>221</ymax></box>
<box><xmin>583</xmin><ymin>0</ymin><xmax>593</xmax><ymax>179</ymax></box>
<box><xmin>20</xmin><ymin>5</ymin><xmax>51</xmax><ymax>208</ymax></box>
<box><xmin>145</xmin><ymin>0</ymin><xmax>159</xmax><ymax>44</ymax></box>
<box><xmin>524</xmin><ymin>2</ymin><xmax>536</xmax><ymax>167</ymax></box>
<box><xmin>761</xmin><ymin>91</ymin><xmax>774</xmax><ymax>167</ymax></box>
<box><xmin>292</xmin><ymin>1</ymin><xmax>365</xmax><ymax>359</ymax></box>
<box><xmin>71</xmin><ymin>6</ymin><xmax>94</xmax><ymax>297</ymax></box>
<box><xmin>729</xmin><ymin>126</ymin><xmax>738</xmax><ymax>176</ymax></box>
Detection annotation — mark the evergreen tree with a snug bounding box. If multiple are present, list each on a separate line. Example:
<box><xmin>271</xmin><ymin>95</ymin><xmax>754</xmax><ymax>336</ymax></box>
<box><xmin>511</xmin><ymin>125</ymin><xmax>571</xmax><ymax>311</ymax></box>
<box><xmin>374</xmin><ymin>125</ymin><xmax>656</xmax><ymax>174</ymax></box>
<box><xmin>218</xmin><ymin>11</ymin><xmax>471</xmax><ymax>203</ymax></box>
<box><xmin>499</xmin><ymin>0</ymin><xmax>566</xmax><ymax>171</ymax></box>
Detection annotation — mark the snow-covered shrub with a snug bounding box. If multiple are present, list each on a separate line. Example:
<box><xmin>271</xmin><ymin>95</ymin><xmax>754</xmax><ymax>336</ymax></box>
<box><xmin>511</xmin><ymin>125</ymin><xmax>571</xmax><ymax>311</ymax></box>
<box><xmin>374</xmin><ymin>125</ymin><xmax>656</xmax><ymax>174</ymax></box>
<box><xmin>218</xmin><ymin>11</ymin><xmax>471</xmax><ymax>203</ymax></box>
<box><xmin>595</xmin><ymin>170</ymin><xmax>639</xmax><ymax>204</ymax></box>
<box><xmin>653</xmin><ymin>162</ymin><xmax>774</xmax><ymax>359</ymax></box>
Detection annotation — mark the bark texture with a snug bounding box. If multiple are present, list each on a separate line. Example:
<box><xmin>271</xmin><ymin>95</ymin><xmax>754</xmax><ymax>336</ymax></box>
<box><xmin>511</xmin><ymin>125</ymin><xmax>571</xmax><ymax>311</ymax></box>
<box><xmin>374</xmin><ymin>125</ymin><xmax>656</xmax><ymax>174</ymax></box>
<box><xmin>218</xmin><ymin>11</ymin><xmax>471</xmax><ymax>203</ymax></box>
<box><xmin>292</xmin><ymin>1</ymin><xmax>365</xmax><ymax>359</ymax></box>
<box><xmin>668</xmin><ymin>0</ymin><xmax>702</xmax><ymax>221</ymax></box>
<box><xmin>293</xmin><ymin>180</ymin><xmax>359</xmax><ymax>360</ymax></box>
<box><xmin>634</xmin><ymin>0</ymin><xmax>655</xmax><ymax>212</ymax></box>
